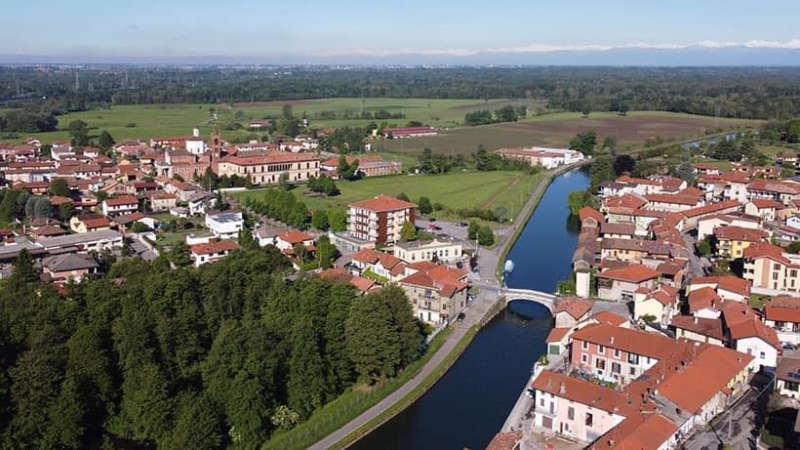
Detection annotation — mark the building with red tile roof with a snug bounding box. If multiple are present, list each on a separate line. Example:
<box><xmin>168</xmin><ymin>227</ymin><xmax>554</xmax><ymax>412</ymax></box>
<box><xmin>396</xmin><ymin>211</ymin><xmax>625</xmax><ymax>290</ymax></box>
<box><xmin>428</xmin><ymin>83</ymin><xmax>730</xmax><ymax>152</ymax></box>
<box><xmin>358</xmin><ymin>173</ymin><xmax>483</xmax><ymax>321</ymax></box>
<box><xmin>190</xmin><ymin>240</ymin><xmax>238</xmax><ymax>267</ymax></box>
<box><xmin>398</xmin><ymin>262</ymin><xmax>468</xmax><ymax>324</ymax></box>
<box><xmin>671</xmin><ymin>315</ymin><xmax>725</xmax><ymax>346</ymax></box>
<box><xmin>727</xmin><ymin>316</ymin><xmax>781</xmax><ymax>369</ymax></box>
<box><xmin>348</xmin><ymin>194</ymin><xmax>416</xmax><ymax>244</ymax></box>
<box><xmin>688</xmin><ymin>275</ymin><xmax>751</xmax><ymax>302</ymax></box>
<box><xmin>553</xmin><ymin>296</ymin><xmax>594</xmax><ymax>327</ymax></box>
<box><xmin>596</xmin><ymin>264</ymin><xmax>660</xmax><ymax>301</ymax></box>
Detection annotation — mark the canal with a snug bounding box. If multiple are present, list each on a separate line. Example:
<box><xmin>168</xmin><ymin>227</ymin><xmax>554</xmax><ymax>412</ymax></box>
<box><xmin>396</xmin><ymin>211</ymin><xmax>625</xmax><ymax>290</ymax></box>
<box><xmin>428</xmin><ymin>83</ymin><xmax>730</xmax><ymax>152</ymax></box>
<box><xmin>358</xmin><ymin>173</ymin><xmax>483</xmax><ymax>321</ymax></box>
<box><xmin>350</xmin><ymin>168</ymin><xmax>590</xmax><ymax>450</ymax></box>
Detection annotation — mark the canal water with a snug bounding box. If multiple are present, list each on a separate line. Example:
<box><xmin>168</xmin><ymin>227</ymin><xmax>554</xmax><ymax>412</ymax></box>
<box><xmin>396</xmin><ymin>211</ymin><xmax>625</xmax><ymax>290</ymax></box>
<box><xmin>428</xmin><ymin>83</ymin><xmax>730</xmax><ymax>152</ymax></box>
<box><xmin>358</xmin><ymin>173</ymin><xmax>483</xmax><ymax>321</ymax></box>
<box><xmin>351</xmin><ymin>168</ymin><xmax>590</xmax><ymax>450</ymax></box>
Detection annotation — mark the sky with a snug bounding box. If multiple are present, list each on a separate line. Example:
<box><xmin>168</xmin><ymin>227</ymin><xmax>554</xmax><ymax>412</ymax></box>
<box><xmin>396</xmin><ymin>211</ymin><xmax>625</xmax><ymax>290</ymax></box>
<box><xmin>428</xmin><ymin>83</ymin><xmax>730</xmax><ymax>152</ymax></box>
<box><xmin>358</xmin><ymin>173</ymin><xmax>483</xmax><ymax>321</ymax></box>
<box><xmin>3</xmin><ymin>0</ymin><xmax>800</xmax><ymax>64</ymax></box>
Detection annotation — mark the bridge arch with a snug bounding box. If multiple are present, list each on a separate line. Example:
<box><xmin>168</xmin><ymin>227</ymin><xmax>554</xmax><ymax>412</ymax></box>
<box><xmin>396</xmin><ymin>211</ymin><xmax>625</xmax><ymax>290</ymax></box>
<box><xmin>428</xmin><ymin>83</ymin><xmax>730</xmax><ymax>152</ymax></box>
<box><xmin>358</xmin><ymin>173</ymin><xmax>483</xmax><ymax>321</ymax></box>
<box><xmin>501</xmin><ymin>288</ymin><xmax>557</xmax><ymax>315</ymax></box>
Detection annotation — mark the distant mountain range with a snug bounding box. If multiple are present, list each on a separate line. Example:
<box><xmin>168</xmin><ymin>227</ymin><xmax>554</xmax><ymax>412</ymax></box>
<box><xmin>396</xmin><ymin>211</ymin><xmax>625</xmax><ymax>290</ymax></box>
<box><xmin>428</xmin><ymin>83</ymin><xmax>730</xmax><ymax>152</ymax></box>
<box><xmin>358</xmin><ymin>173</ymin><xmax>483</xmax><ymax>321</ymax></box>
<box><xmin>2</xmin><ymin>47</ymin><xmax>800</xmax><ymax>66</ymax></box>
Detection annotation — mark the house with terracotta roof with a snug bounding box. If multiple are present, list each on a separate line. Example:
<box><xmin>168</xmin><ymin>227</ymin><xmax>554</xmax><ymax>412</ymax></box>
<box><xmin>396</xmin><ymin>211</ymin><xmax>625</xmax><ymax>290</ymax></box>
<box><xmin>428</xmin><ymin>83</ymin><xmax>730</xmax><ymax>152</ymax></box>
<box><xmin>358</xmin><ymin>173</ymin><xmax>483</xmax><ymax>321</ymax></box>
<box><xmin>148</xmin><ymin>191</ymin><xmax>178</xmax><ymax>212</ymax></box>
<box><xmin>763</xmin><ymin>296</ymin><xmax>800</xmax><ymax>345</ymax></box>
<box><xmin>319</xmin><ymin>267</ymin><xmax>376</xmax><ymax>296</ymax></box>
<box><xmin>553</xmin><ymin>296</ymin><xmax>594</xmax><ymax>328</ymax></box>
<box><xmin>579</xmin><ymin>206</ymin><xmax>604</xmax><ymax>229</ymax></box>
<box><xmin>570</xmin><ymin>324</ymin><xmax>675</xmax><ymax>384</ymax></box>
<box><xmin>350</xmin><ymin>248</ymin><xmax>409</xmax><ymax>281</ymax></box>
<box><xmin>397</xmin><ymin>263</ymin><xmax>469</xmax><ymax>324</ymax></box>
<box><xmin>190</xmin><ymin>240</ymin><xmax>239</xmax><ymax>267</ymax></box>
<box><xmin>533</xmin><ymin>329</ymin><xmax>753</xmax><ymax>449</ymax></box>
<box><xmin>596</xmin><ymin>264</ymin><xmax>660</xmax><ymax>302</ymax></box>
<box><xmin>696</xmin><ymin>212</ymin><xmax>760</xmax><ymax>241</ymax></box>
<box><xmin>588</xmin><ymin>310</ymin><xmax>630</xmax><ymax>328</ymax></box>
<box><xmin>743</xmin><ymin>242</ymin><xmax>800</xmax><ymax>293</ymax></box>
<box><xmin>680</xmin><ymin>200</ymin><xmax>742</xmax><ymax>229</ymax></box>
<box><xmin>69</xmin><ymin>214</ymin><xmax>112</xmax><ymax>234</ymax></box>
<box><xmin>275</xmin><ymin>230</ymin><xmax>316</xmax><ymax>255</ymax></box>
<box><xmin>747</xmin><ymin>179</ymin><xmax>800</xmax><ymax>206</ymax></box>
<box><xmin>671</xmin><ymin>315</ymin><xmax>725</xmax><ymax>346</ymax></box>
<box><xmin>745</xmin><ymin>198</ymin><xmax>785</xmax><ymax>222</ymax></box>
<box><xmin>687</xmin><ymin>286</ymin><xmax>723</xmax><ymax>319</ymax></box>
<box><xmin>633</xmin><ymin>284</ymin><xmax>679</xmax><ymax>324</ymax></box>
<box><xmin>485</xmin><ymin>431</ymin><xmax>521</xmax><ymax>450</ymax></box>
<box><xmin>687</xmin><ymin>275</ymin><xmax>751</xmax><ymax>303</ymax></box>
<box><xmin>727</xmin><ymin>315</ymin><xmax>781</xmax><ymax>370</ymax></box>
<box><xmin>713</xmin><ymin>225</ymin><xmax>768</xmax><ymax>259</ymax></box>
<box><xmin>546</xmin><ymin>327</ymin><xmax>572</xmax><ymax>357</ymax></box>
<box><xmin>101</xmin><ymin>195</ymin><xmax>139</xmax><ymax>217</ymax></box>
<box><xmin>644</xmin><ymin>192</ymin><xmax>704</xmax><ymax>212</ymax></box>
<box><xmin>347</xmin><ymin>194</ymin><xmax>416</xmax><ymax>244</ymax></box>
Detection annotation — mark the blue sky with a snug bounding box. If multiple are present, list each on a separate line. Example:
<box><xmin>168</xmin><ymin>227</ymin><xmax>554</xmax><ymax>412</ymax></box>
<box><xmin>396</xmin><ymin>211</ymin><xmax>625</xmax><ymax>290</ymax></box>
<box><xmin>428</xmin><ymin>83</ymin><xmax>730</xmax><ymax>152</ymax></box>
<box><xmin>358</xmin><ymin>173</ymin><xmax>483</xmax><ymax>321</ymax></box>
<box><xmin>3</xmin><ymin>0</ymin><xmax>800</xmax><ymax>63</ymax></box>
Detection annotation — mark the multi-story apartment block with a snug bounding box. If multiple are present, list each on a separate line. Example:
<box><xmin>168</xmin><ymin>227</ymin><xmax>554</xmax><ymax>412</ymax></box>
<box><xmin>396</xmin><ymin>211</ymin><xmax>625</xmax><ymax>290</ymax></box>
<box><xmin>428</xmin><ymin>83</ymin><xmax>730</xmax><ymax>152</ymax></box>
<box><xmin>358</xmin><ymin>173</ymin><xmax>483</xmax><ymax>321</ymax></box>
<box><xmin>743</xmin><ymin>242</ymin><xmax>800</xmax><ymax>293</ymax></box>
<box><xmin>347</xmin><ymin>194</ymin><xmax>416</xmax><ymax>244</ymax></box>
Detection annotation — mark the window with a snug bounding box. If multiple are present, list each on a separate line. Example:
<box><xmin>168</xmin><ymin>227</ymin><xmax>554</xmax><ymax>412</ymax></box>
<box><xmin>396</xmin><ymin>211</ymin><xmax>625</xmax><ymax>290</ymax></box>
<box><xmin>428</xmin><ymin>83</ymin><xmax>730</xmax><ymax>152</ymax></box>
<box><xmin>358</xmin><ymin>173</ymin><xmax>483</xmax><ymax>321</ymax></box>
<box><xmin>630</xmin><ymin>367</ymin><xmax>637</xmax><ymax>376</ymax></box>
<box><xmin>598</xmin><ymin>345</ymin><xmax>605</xmax><ymax>354</ymax></box>
<box><xmin>581</xmin><ymin>354</ymin><xmax>588</xmax><ymax>364</ymax></box>
<box><xmin>760</xmin><ymin>351</ymin><xmax>765</xmax><ymax>359</ymax></box>
<box><xmin>628</xmin><ymin>353</ymin><xmax>639</xmax><ymax>365</ymax></box>
<box><xmin>568</xmin><ymin>407</ymin><xmax>575</xmax><ymax>420</ymax></box>
<box><xmin>582</xmin><ymin>341</ymin><xmax>589</xmax><ymax>350</ymax></box>
<box><xmin>614</xmin><ymin>349</ymin><xmax>621</xmax><ymax>358</ymax></box>
<box><xmin>595</xmin><ymin>358</ymin><xmax>606</xmax><ymax>370</ymax></box>
<box><xmin>540</xmin><ymin>397</ymin><xmax>545</xmax><ymax>407</ymax></box>
<box><xmin>586</xmin><ymin>412</ymin><xmax>593</xmax><ymax>427</ymax></box>
<box><xmin>787</xmin><ymin>381</ymin><xmax>799</xmax><ymax>392</ymax></box>
<box><xmin>612</xmin><ymin>362</ymin><xmax>621</xmax><ymax>374</ymax></box>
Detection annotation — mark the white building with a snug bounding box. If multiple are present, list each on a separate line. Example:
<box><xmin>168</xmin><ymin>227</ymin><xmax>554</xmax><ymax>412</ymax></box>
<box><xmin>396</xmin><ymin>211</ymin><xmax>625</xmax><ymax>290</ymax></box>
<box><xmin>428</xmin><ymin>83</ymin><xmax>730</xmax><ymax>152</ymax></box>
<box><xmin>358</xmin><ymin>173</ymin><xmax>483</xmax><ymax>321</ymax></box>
<box><xmin>205</xmin><ymin>211</ymin><xmax>244</xmax><ymax>240</ymax></box>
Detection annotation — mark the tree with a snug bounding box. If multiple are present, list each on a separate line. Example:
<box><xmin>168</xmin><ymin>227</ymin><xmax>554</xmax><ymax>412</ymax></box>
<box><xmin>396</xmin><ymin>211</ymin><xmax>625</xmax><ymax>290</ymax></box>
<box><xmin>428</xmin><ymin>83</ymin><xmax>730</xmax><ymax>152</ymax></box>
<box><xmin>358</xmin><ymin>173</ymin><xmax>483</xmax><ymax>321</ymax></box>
<box><xmin>293</xmin><ymin>243</ymin><xmax>310</xmax><ymax>263</ymax></box>
<box><xmin>287</xmin><ymin>316</ymin><xmax>327</xmax><ymax>418</ymax></box>
<box><xmin>68</xmin><ymin>120</ymin><xmax>90</xmax><ymax>147</ymax></box>
<box><xmin>314</xmin><ymin>235</ymin><xmax>336</xmax><ymax>269</ymax></box>
<box><xmin>467</xmin><ymin>220</ymin><xmax>480</xmax><ymax>240</ymax></box>
<box><xmin>237</xmin><ymin>229</ymin><xmax>258</xmax><ymax>251</ymax></box>
<box><xmin>49</xmin><ymin>178</ymin><xmax>71</xmax><ymax>197</ymax></box>
<box><xmin>581</xmin><ymin>105</ymin><xmax>591</xmax><ymax>117</ymax></box>
<box><xmin>417</xmin><ymin>196</ymin><xmax>433</xmax><ymax>215</ymax></box>
<box><xmin>278</xmin><ymin>172</ymin><xmax>291</xmax><ymax>190</ymax></box>
<box><xmin>34</xmin><ymin>196</ymin><xmax>53</xmax><ymax>218</ymax></box>
<box><xmin>59</xmin><ymin>202</ymin><xmax>75</xmax><ymax>222</ymax></box>
<box><xmin>346</xmin><ymin>294</ymin><xmax>403</xmax><ymax>382</ymax></box>
<box><xmin>327</xmin><ymin>208</ymin><xmax>347</xmax><ymax>232</ymax></box>
<box><xmin>167</xmin><ymin>393</ymin><xmax>224</xmax><ymax>450</ymax></box>
<box><xmin>95</xmin><ymin>190</ymin><xmax>108</xmax><ymax>203</ymax></box>
<box><xmin>11</xmin><ymin>248</ymin><xmax>38</xmax><ymax>285</ymax></box>
<box><xmin>567</xmin><ymin>190</ymin><xmax>587</xmax><ymax>216</ymax></box>
<box><xmin>400</xmin><ymin>220</ymin><xmax>417</xmax><ymax>242</ymax></box>
<box><xmin>474</xmin><ymin>144</ymin><xmax>494</xmax><ymax>171</ymax></box>
<box><xmin>98</xmin><ymin>130</ymin><xmax>115</xmax><ymax>152</ymax></box>
<box><xmin>697</xmin><ymin>238</ymin><xmax>712</xmax><ymax>257</ymax></box>
<box><xmin>170</xmin><ymin>241</ymin><xmax>191</xmax><ymax>267</ymax></box>
<box><xmin>311</xmin><ymin>209</ymin><xmax>329</xmax><ymax>230</ymax></box>
<box><xmin>477</xmin><ymin>226</ymin><xmax>494</xmax><ymax>246</ymax></box>
<box><xmin>396</xmin><ymin>192</ymin><xmax>410</xmax><ymax>202</ymax></box>
<box><xmin>613</xmin><ymin>155</ymin><xmax>636</xmax><ymax>175</ymax></box>
<box><xmin>601</xmin><ymin>135</ymin><xmax>618</xmax><ymax>151</ymax></box>
<box><xmin>569</xmin><ymin>130</ymin><xmax>597</xmax><ymax>155</ymax></box>
<box><xmin>675</xmin><ymin>161</ymin><xmax>695</xmax><ymax>184</ymax></box>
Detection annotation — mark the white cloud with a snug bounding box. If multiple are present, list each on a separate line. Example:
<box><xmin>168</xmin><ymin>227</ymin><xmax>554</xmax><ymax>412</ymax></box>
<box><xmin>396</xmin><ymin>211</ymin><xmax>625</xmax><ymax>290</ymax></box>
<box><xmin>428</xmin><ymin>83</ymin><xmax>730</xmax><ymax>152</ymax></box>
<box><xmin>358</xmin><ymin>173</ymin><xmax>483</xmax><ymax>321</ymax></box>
<box><xmin>313</xmin><ymin>39</ymin><xmax>800</xmax><ymax>58</ymax></box>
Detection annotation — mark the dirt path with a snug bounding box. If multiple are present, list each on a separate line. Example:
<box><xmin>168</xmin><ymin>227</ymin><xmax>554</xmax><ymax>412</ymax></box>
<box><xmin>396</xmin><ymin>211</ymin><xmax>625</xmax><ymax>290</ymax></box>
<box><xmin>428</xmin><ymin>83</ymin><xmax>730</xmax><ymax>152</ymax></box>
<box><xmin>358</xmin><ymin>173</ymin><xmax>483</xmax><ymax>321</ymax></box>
<box><xmin>483</xmin><ymin>176</ymin><xmax>520</xmax><ymax>209</ymax></box>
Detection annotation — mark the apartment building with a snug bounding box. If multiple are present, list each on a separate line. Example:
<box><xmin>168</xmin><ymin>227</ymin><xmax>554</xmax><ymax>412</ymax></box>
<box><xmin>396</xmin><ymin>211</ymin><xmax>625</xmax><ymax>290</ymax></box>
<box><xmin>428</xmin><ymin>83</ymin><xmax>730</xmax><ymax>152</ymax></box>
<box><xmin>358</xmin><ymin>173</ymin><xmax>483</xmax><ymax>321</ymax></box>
<box><xmin>398</xmin><ymin>262</ymin><xmax>468</xmax><ymax>324</ymax></box>
<box><xmin>347</xmin><ymin>194</ymin><xmax>416</xmax><ymax>244</ymax></box>
<box><xmin>743</xmin><ymin>242</ymin><xmax>800</xmax><ymax>293</ymax></box>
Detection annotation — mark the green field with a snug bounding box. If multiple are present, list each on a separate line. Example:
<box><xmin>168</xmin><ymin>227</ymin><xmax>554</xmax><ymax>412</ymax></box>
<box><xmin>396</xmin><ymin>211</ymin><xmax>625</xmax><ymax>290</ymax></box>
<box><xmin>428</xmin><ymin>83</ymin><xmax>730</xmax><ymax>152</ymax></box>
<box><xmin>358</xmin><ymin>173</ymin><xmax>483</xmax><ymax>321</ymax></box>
<box><xmin>0</xmin><ymin>98</ymin><xmax>544</xmax><ymax>145</ymax></box>
<box><xmin>233</xmin><ymin>170</ymin><xmax>544</xmax><ymax>222</ymax></box>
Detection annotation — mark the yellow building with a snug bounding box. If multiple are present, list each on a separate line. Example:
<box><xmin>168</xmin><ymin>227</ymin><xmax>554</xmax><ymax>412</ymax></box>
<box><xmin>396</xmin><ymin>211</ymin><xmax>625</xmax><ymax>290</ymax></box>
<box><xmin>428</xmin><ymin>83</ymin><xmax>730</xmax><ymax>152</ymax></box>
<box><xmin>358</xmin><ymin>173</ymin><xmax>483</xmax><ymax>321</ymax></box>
<box><xmin>714</xmin><ymin>225</ymin><xmax>767</xmax><ymax>259</ymax></box>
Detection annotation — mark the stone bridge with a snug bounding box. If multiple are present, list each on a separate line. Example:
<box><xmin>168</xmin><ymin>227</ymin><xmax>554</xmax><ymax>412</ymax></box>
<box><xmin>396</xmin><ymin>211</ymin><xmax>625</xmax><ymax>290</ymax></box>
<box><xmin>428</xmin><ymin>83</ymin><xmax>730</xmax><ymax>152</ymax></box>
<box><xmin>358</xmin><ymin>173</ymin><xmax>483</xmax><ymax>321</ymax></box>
<box><xmin>501</xmin><ymin>288</ymin><xmax>558</xmax><ymax>313</ymax></box>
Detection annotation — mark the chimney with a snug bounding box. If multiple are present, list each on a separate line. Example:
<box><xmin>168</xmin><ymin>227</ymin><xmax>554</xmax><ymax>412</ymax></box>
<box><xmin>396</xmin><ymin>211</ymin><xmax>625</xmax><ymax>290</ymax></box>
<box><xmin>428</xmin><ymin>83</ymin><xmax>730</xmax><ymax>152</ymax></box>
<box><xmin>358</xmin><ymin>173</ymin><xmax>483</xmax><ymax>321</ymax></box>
<box><xmin>560</xmin><ymin>383</ymin><xmax>567</xmax><ymax>395</ymax></box>
<box><xmin>693</xmin><ymin>316</ymin><xmax>698</xmax><ymax>324</ymax></box>
<box><xmin>193</xmin><ymin>127</ymin><xmax>200</xmax><ymax>137</ymax></box>
<box><xmin>610</xmin><ymin>336</ymin><xmax>615</xmax><ymax>345</ymax></box>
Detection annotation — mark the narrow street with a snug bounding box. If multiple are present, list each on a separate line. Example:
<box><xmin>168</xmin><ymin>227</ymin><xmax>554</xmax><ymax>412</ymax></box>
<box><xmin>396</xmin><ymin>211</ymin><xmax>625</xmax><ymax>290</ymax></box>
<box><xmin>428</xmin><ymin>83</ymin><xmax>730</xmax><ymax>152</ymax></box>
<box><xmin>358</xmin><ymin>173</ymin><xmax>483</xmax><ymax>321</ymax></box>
<box><xmin>681</xmin><ymin>373</ymin><xmax>772</xmax><ymax>450</ymax></box>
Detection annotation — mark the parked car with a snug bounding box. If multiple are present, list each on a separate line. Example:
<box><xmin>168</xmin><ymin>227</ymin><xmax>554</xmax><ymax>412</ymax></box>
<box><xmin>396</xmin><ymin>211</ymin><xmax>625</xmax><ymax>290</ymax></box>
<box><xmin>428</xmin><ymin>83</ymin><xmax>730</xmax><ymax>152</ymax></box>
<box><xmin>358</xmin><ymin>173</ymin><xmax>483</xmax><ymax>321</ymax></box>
<box><xmin>457</xmin><ymin>222</ymin><xmax>468</xmax><ymax>227</ymax></box>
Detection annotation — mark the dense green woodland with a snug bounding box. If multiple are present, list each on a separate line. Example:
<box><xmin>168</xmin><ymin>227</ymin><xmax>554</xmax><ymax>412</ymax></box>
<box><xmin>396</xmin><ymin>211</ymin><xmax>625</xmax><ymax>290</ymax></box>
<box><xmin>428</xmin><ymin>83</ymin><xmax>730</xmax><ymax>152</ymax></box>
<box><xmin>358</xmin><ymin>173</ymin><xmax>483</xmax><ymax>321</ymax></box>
<box><xmin>1</xmin><ymin>66</ymin><xmax>799</xmax><ymax>123</ymax></box>
<box><xmin>0</xmin><ymin>247</ymin><xmax>423</xmax><ymax>449</ymax></box>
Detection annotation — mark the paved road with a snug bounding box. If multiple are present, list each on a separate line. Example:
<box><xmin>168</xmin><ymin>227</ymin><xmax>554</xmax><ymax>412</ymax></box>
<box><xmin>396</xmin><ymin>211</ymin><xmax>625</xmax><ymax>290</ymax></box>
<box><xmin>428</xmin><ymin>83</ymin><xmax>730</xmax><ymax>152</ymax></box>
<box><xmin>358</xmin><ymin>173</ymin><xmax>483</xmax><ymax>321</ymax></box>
<box><xmin>682</xmin><ymin>373</ymin><xmax>772</xmax><ymax>450</ymax></box>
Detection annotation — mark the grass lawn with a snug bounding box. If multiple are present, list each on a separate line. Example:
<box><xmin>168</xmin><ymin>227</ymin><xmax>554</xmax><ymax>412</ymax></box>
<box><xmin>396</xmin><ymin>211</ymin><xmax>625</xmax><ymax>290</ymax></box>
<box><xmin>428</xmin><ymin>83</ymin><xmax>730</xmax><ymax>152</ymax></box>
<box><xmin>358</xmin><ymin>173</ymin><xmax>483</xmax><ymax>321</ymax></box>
<box><xmin>262</xmin><ymin>326</ymin><xmax>455</xmax><ymax>450</ymax></box>
<box><xmin>758</xmin><ymin>143</ymin><xmax>798</xmax><ymax>157</ymax></box>
<box><xmin>154</xmin><ymin>228</ymin><xmax>203</xmax><ymax>249</ymax></box>
<box><xmin>233</xmin><ymin>170</ymin><xmax>545</xmax><ymax>223</ymax></box>
<box><xmin>749</xmin><ymin>294</ymin><xmax>767</xmax><ymax>309</ymax></box>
